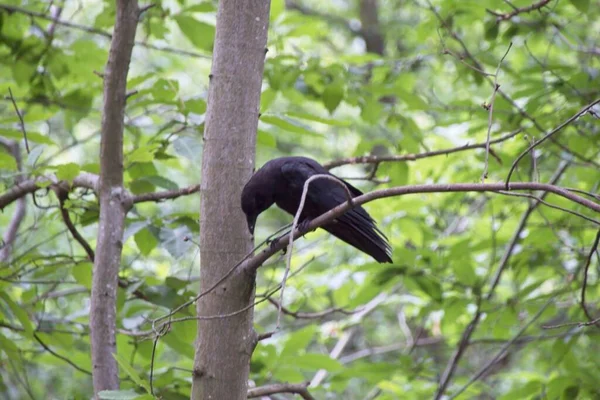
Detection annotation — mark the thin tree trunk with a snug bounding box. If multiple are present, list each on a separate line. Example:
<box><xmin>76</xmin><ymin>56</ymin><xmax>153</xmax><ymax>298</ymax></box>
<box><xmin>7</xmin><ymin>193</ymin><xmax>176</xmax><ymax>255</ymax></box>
<box><xmin>90</xmin><ymin>0</ymin><xmax>138</xmax><ymax>395</ymax></box>
<box><xmin>191</xmin><ymin>1</ymin><xmax>271</xmax><ymax>399</ymax></box>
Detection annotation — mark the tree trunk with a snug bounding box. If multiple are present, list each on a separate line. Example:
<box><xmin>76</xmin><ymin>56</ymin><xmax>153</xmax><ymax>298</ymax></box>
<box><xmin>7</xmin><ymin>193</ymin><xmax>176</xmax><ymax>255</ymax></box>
<box><xmin>90</xmin><ymin>0</ymin><xmax>138</xmax><ymax>395</ymax></box>
<box><xmin>191</xmin><ymin>1</ymin><xmax>271</xmax><ymax>400</ymax></box>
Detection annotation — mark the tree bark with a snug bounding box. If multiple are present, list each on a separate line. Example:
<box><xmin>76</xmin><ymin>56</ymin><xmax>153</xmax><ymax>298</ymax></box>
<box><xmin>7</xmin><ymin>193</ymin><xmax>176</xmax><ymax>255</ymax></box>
<box><xmin>90</xmin><ymin>0</ymin><xmax>138</xmax><ymax>395</ymax></box>
<box><xmin>191</xmin><ymin>1</ymin><xmax>271</xmax><ymax>399</ymax></box>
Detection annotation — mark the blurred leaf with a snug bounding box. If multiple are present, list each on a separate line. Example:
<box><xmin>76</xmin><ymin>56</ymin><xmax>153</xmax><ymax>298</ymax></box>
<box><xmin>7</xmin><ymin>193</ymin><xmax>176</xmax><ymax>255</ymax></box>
<box><xmin>174</xmin><ymin>15</ymin><xmax>215</xmax><ymax>51</ymax></box>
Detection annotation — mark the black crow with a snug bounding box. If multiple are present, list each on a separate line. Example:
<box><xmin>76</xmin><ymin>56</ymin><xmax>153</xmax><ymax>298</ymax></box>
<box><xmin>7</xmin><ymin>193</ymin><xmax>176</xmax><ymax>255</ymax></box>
<box><xmin>241</xmin><ymin>156</ymin><xmax>393</xmax><ymax>263</ymax></box>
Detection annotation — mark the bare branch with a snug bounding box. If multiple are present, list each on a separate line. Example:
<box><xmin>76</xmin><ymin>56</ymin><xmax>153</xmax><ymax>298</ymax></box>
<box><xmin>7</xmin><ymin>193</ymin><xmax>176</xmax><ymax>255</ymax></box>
<box><xmin>7</xmin><ymin>88</ymin><xmax>29</xmax><ymax>153</ymax></box>
<box><xmin>267</xmin><ymin>297</ymin><xmax>360</xmax><ymax>319</ymax></box>
<box><xmin>248</xmin><ymin>382</ymin><xmax>315</xmax><ymax>400</ymax></box>
<box><xmin>0</xmin><ymin>140</ymin><xmax>26</xmax><ymax>263</ymax></box>
<box><xmin>55</xmin><ymin>187</ymin><xmax>95</xmax><ymax>262</ymax></box>
<box><xmin>245</xmin><ymin>180</ymin><xmax>600</xmax><ymax>274</ymax></box>
<box><xmin>0</xmin><ymin>4</ymin><xmax>209</xmax><ymax>59</ymax></box>
<box><xmin>311</xmin><ymin>293</ymin><xmax>388</xmax><ymax>387</ymax></box>
<box><xmin>580</xmin><ymin>229</ymin><xmax>600</xmax><ymax>327</ymax></box>
<box><xmin>506</xmin><ymin>98</ymin><xmax>600</xmax><ymax>187</ymax></box>
<box><xmin>33</xmin><ymin>333</ymin><xmax>91</xmax><ymax>375</ymax></box>
<box><xmin>449</xmin><ymin>296</ymin><xmax>556</xmax><ymax>399</ymax></box>
<box><xmin>487</xmin><ymin>0</ymin><xmax>552</xmax><ymax>22</ymax></box>
<box><xmin>132</xmin><ymin>184</ymin><xmax>200</xmax><ymax>203</ymax></box>
<box><xmin>324</xmin><ymin>128</ymin><xmax>522</xmax><ymax>169</ymax></box>
<box><xmin>482</xmin><ymin>42</ymin><xmax>512</xmax><ymax>182</ymax></box>
<box><xmin>434</xmin><ymin>162</ymin><xmax>569</xmax><ymax>399</ymax></box>
<box><xmin>0</xmin><ymin>173</ymin><xmax>98</xmax><ymax>211</ymax></box>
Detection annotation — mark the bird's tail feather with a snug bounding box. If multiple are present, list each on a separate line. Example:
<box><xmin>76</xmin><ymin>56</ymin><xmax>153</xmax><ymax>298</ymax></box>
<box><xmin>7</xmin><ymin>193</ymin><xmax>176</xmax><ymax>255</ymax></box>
<box><xmin>323</xmin><ymin>208</ymin><xmax>392</xmax><ymax>263</ymax></box>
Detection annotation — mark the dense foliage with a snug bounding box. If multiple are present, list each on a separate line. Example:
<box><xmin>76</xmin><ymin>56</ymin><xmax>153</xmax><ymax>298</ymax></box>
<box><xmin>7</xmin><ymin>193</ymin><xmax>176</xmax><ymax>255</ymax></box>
<box><xmin>0</xmin><ymin>0</ymin><xmax>599</xmax><ymax>398</ymax></box>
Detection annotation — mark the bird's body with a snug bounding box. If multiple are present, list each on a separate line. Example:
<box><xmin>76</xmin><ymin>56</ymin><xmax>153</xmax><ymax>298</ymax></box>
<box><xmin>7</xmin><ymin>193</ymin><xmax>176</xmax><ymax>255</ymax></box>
<box><xmin>241</xmin><ymin>156</ymin><xmax>392</xmax><ymax>263</ymax></box>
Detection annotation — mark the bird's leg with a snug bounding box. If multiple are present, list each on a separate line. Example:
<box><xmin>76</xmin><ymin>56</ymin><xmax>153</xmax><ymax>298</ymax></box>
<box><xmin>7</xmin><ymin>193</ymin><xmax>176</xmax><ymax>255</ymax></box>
<box><xmin>297</xmin><ymin>218</ymin><xmax>313</xmax><ymax>234</ymax></box>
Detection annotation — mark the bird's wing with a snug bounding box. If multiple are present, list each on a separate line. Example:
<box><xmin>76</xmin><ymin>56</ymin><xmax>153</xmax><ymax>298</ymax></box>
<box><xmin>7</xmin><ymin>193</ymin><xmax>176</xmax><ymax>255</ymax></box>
<box><xmin>280</xmin><ymin>159</ymin><xmax>392</xmax><ymax>263</ymax></box>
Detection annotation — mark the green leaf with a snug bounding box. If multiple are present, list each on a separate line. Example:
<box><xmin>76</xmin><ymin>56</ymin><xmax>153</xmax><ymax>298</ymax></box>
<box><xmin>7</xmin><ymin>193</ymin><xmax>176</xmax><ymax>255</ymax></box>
<box><xmin>183</xmin><ymin>98</ymin><xmax>206</xmax><ymax>115</ymax></box>
<box><xmin>173</xmin><ymin>136</ymin><xmax>202</xmax><ymax>161</ymax></box>
<box><xmin>0</xmin><ymin>152</ymin><xmax>17</xmax><ymax>170</ymax></box>
<box><xmin>98</xmin><ymin>390</ymin><xmax>145</xmax><ymax>400</ymax></box>
<box><xmin>174</xmin><ymin>15</ymin><xmax>215</xmax><ymax>51</ymax></box>
<box><xmin>257</xmin><ymin>130</ymin><xmax>277</xmax><ymax>147</ymax></box>
<box><xmin>126</xmin><ymin>144</ymin><xmax>161</xmax><ymax>164</ymax></box>
<box><xmin>56</xmin><ymin>162</ymin><xmax>81</xmax><ymax>183</ymax></box>
<box><xmin>410</xmin><ymin>275</ymin><xmax>443</xmax><ymax>303</ymax></box>
<box><xmin>284</xmin><ymin>111</ymin><xmax>350</xmax><ymax>126</ymax></box>
<box><xmin>260</xmin><ymin>115</ymin><xmax>319</xmax><ymax>136</ymax></box>
<box><xmin>72</xmin><ymin>262</ymin><xmax>93</xmax><ymax>290</ymax></box>
<box><xmin>260</xmin><ymin>88</ymin><xmax>277</xmax><ymax>112</ymax></box>
<box><xmin>322</xmin><ymin>82</ymin><xmax>345</xmax><ymax>114</ymax></box>
<box><xmin>183</xmin><ymin>3</ymin><xmax>216</xmax><ymax>12</ymax></box>
<box><xmin>360</xmin><ymin>98</ymin><xmax>383</xmax><ymax>124</ymax></box>
<box><xmin>135</xmin><ymin>228</ymin><xmax>158</xmax><ymax>256</ymax></box>
<box><xmin>569</xmin><ymin>0</ymin><xmax>590</xmax><ymax>12</ymax></box>
<box><xmin>484</xmin><ymin>20</ymin><xmax>500</xmax><ymax>40</ymax></box>
<box><xmin>26</xmin><ymin>145</ymin><xmax>45</xmax><ymax>168</ymax></box>
<box><xmin>112</xmin><ymin>353</ymin><xmax>151</xmax><ymax>394</ymax></box>
<box><xmin>0</xmin><ymin>129</ymin><xmax>56</xmax><ymax>145</ymax></box>
<box><xmin>151</xmin><ymin>78</ymin><xmax>179</xmax><ymax>102</ymax></box>
<box><xmin>0</xmin><ymin>292</ymin><xmax>34</xmax><ymax>337</ymax></box>
<box><xmin>291</xmin><ymin>353</ymin><xmax>344</xmax><ymax>372</ymax></box>
<box><xmin>281</xmin><ymin>325</ymin><xmax>317</xmax><ymax>357</ymax></box>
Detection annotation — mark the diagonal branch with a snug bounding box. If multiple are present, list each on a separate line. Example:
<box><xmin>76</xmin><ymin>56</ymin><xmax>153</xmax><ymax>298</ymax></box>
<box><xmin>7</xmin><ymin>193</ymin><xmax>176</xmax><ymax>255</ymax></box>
<box><xmin>324</xmin><ymin>128</ymin><xmax>522</xmax><ymax>169</ymax></box>
<box><xmin>487</xmin><ymin>0</ymin><xmax>552</xmax><ymax>22</ymax></box>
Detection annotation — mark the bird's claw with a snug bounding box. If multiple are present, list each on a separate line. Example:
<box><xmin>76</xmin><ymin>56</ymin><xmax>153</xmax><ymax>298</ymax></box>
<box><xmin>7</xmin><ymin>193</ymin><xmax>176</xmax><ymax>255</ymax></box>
<box><xmin>297</xmin><ymin>219</ymin><xmax>313</xmax><ymax>234</ymax></box>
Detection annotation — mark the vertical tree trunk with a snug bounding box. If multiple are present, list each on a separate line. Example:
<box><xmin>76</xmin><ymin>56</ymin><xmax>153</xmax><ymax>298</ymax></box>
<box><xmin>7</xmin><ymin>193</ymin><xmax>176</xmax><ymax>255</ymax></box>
<box><xmin>90</xmin><ymin>0</ymin><xmax>138</xmax><ymax>395</ymax></box>
<box><xmin>191</xmin><ymin>2</ymin><xmax>271</xmax><ymax>399</ymax></box>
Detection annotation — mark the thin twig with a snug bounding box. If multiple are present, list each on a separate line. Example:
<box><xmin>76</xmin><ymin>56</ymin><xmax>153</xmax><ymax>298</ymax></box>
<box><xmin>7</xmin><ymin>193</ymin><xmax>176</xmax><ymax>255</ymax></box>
<box><xmin>7</xmin><ymin>88</ymin><xmax>29</xmax><ymax>153</ymax></box>
<box><xmin>482</xmin><ymin>42</ymin><xmax>512</xmax><ymax>182</ymax></box>
<box><xmin>0</xmin><ymin>4</ymin><xmax>210</xmax><ymax>59</ymax></box>
<box><xmin>487</xmin><ymin>0</ymin><xmax>551</xmax><ymax>22</ymax></box>
<box><xmin>449</xmin><ymin>296</ymin><xmax>556</xmax><ymax>399</ymax></box>
<box><xmin>278</xmin><ymin>174</ymin><xmax>354</xmax><ymax>328</ymax></box>
<box><xmin>505</xmin><ymin>98</ymin><xmax>600</xmax><ymax>188</ymax></box>
<box><xmin>325</xmin><ymin>128</ymin><xmax>522</xmax><ymax>169</ymax></box>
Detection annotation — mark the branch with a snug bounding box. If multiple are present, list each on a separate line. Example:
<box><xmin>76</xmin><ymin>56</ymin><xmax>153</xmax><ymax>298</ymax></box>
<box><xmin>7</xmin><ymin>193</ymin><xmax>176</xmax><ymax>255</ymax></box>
<box><xmin>487</xmin><ymin>0</ymin><xmax>551</xmax><ymax>22</ymax></box>
<box><xmin>505</xmin><ymin>98</ymin><xmax>600</xmax><ymax>187</ymax></box>
<box><xmin>324</xmin><ymin>128</ymin><xmax>522</xmax><ymax>169</ymax></box>
<box><xmin>481</xmin><ymin>42</ymin><xmax>512</xmax><ymax>182</ymax></box>
<box><xmin>244</xmin><ymin>181</ymin><xmax>600</xmax><ymax>273</ymax></box>
<box><xmin>449</xmin><ymin>296</ymin><xmax>557</xmax><ymax>399</ymax></box>
<box><xmin>311</xmin><ymin>293</ymin><xmax>388</xmax><ymax>387</ymax></box>
<box><xmin>247</xmin><ymin>382</ymin><xmax>315</xmax><ymax>400</ymax></box>
<box><xmin>0</xmin><ymin>173</ymin><xmax>98</xmax><ymax>210</ymax></box>
<box><xmin>33</xmin><ymin>333</ymin><xmax>91</xmax><ymax>375</ymax></box>
<box><xmin>0</xmin><ymin>4</ymin><xmax>209</xmax><ymax>59</ymax></box>
<box><xmin>55</xmin><ymin>187</ymin><xmax>95</xmax><ymax>261</ymax></box>
<box><xmin>132</xmin><ymin>184</ymin><xmax>200</xmax><ymax>203</ymax></box>
<box><xmin>267</xmin><ymin>297</ymin><xmax>359</xmax><ymax>319</ymax></box>
<box><xmin>0</xmin><ymin>140</ymin><xmax>26</xmax><ymax>263</ymax></box>
<box><xmin>434</xmin><ymin>162</ymin><xmax>569</xmax><ymax>399</ymax></box>
<box><xmin>580</xmin><ymin>229</ymin><xmax>600</xmax><ymax>327</ymax></box>
<box><xmin>90</xmin><ymin>0</ymin><xmax>139</xmax><ymax>393</ymax></box>
<box><xmin>7</xmin><ymin>87</ymin><xmax>29</xmax><ymax>153</ymax></box>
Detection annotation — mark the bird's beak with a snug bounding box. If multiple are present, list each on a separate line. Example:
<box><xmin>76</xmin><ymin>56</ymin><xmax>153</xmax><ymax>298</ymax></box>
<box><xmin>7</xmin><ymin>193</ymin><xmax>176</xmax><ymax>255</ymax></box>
<box><xmin>246</xmin><ymin>215</ymin><xmax>256</xmax><ymax>236</ymax></box>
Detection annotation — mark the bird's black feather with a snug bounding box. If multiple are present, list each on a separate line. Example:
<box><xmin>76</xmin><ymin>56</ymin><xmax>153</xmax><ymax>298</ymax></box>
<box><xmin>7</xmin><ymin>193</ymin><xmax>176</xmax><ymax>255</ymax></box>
<box><xmin>241</xmin><ymin>156</ymin><xmax>393</xmax><ymax>263</ymax></box>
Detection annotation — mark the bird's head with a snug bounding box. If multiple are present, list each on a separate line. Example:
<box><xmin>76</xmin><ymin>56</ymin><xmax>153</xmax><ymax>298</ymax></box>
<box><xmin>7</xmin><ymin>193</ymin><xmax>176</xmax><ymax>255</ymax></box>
<box><xmin>240</xmin><ymin>178</ymin><xmax>274</xmax><ymax>236</ymax></box>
